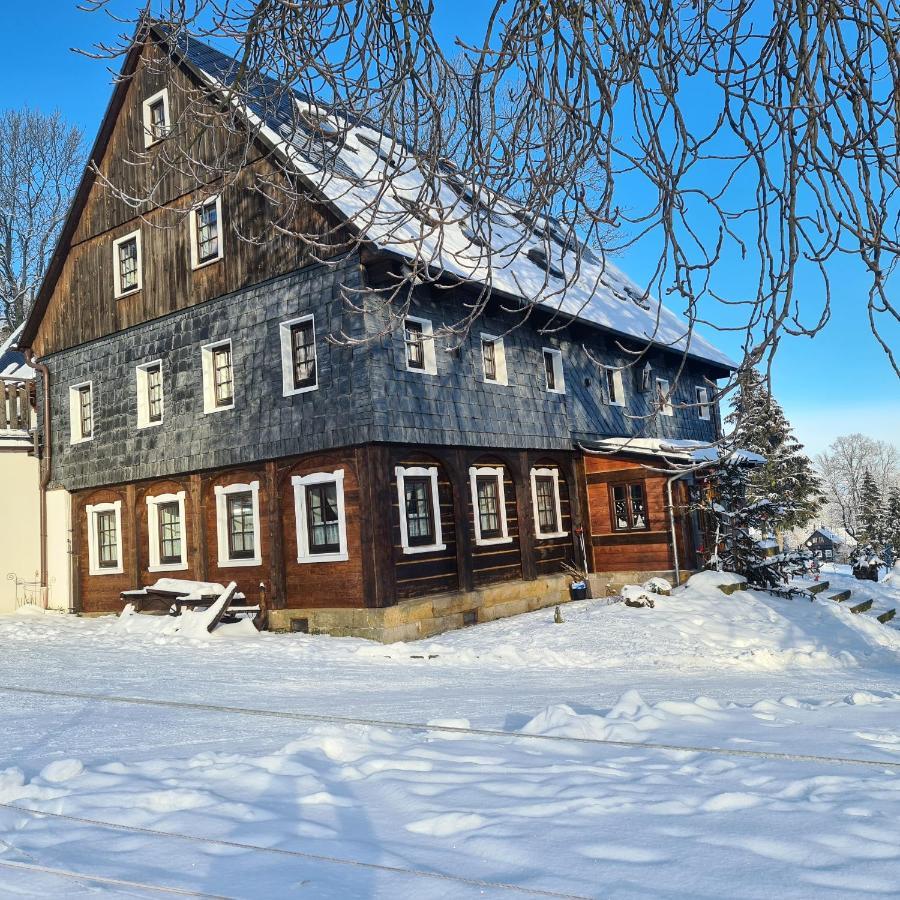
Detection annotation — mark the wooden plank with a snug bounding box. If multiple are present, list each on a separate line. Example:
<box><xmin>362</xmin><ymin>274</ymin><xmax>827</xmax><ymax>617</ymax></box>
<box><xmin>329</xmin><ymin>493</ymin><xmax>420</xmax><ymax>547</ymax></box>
<box><xmin>70</xmin><ymin>495</ymin><xmax>83</xmax><ymax>614</ymax></box>
<box><xmin>513</xmin><ymin>451</ymin><xmax>537</xmax><ymax>582</ymax></box>
<box><xmin>593</xmin><ymin>530</ymin><xmax>671</xmax><ymax>547</ymax></box>
<box><xmin>189</xmin><ymin>474</ymin><xmax>208</xmax><ymax>582</ymax></box>
<box><xmin>850</xmin><ymin>599</ymin><xmax>873</xmax><ymax>614</ymax></box>
<box><xmin>368</xmin><ymin>444</ymin><xmax>396</xmax><ymax>607</ymax></box>
<box><xmin>126</xmin><ymin>483</ymin><xmax>139</xmax><ymax>586</ymax></box>
<box><xmin>448</xmin><ymin>448</ymin><xmax>474</xmax><ymax>594</ymax></box>
<box><xmin>829</xmin><ymin>590</ymin><xmax>851</xmax><ymax>603</ymax></box>
<box><xmin>877</xmin><ymin>609</ymin><xmax>896</xmax><ymax>624</ymax></box>
<box><xmin>356</xmin><ymin>446</ymin><xmax>377</xmax><ymax>609</ymax></box>
<box><xmin>265</xmin><ymin>460</ymin><xmax>285</xmax><ymax>610</ymax></box>
<box><xmin>0</xmin><ymin>384</ymin><xmax>7</xmax><ymax>430</ymax></box>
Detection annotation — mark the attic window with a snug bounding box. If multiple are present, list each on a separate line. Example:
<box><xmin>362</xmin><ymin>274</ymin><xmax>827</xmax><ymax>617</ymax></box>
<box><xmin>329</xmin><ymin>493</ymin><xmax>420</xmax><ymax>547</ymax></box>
<box><xmin>142</xmin><ymin>88</ymin><xmax>170</xmax><ymax>148</ymax></box>
<box><xmin>527</xmin><ymin>247</ymin><xmax>565</xmax><ymax>280</ymax></box>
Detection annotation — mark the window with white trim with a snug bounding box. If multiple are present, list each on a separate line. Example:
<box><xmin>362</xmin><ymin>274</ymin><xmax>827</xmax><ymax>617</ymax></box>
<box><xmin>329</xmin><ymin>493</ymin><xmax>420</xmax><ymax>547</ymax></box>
<box><xmin>469</xmin><ymin>466</ymin><xmax>511</xmax><ymax>545</ymax></box>
<box><xmin>542</xmin><ymin>348</ymin><xmax>565</xmax><ymax>393</ymax></box>
<box><xmin>696</xmin><ymin>386</ymin><xmax>711</xmax><ymax>420</ymax></box>
<box><xmin>86</xmin><ymin>501</ymin><xmax>124</xmax><ymax>575</ymax></box>
<box><xmin>214</xmin><ymin>481</ymin><xmax>261</xmax><ymax>567</ymax></box>
<box><xmin>136</xmin><ymin>361</ymin><xmax>163</xmax><ymax>428</ymax></box>
<box><xmin>530</xmin><ymin>467</ymin><xmax>567</xmax><ymax>540</ymax></box>
<box><xmin>69</xmin><ymin>382</ymin><xmax>94</xmax><ymax>444</ymax></box>
<box><xmin>656</xmin><ymin>378</ymin><xmax>674</xmax><ymax>416</ymax></box>
<box><xmin>396</xmin><ymin>465</ymin><xmax>445</xmax><ymax>554</ymax></box>
<box><xmin>142</xmin><ymin>88</ymin><xmax>170</xmax><ymax>147</ymax></box>
<box><xmin>113</xmin><ymin>231</ymin><xmax>142</xmax><ymax>298</ymax></box>
<box><xmin>190</xmin><ymin>196</ymin><xmax>223</xmax><ymax>268</ymax></box>
<box><xmin>403</xmin><ymin>316</ymin><xmax>437</xmax><ymax>374</ymax></box>
<box><xmin>201</xmin><ymin>340</ymin><xmax>235</xmax><ymax>413</ymax></box>
<box><xmin>481</xmin><ymin>334</ymin><xmax>508</xmax><ymax>385</ymax></box>
<box><xmin>604</xmin><ymin>367</ymin><xmax>625</xmax><ymax>406</ymax></box>
<box><xmin>279</xmin><ymin>315</ymin><xmax>318</xmax><ymax>396</ymax></box>
<box><xmin>146</xmin><ymin>491</ymin><xmax>187</xmax><ymax>572</ymax></box>
<box><xmin>292</xmin><ymin>470</ymin><xmax>348</xmax><ymax>563</ymax></box>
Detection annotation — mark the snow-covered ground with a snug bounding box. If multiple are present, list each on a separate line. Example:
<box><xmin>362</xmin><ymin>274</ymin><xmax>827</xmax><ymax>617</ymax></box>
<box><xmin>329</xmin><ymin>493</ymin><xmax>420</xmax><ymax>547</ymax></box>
<box><xmin>2</xmin><ymin>567</ymin><xmax>900</xmax><ymax>897</ymax></box>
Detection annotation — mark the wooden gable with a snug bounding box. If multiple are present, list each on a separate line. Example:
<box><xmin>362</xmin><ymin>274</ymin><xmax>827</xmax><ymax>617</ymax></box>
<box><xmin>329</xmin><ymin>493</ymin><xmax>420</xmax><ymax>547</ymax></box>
<box><xmin>30</xmin><ymin>35</ymin><xmax>347</xmax><ymax>358</ymax></box>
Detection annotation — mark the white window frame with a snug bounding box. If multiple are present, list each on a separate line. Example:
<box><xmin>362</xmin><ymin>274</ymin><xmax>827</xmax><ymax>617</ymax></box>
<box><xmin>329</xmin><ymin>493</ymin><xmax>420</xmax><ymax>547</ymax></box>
<box><xmin>142</xmin><ymin>87</ymin><xmax>171</xmax><ymax>148</ymax></box>
<box><xmin>86</xmin><ymin>500</ymin><xmax>124</xmax><ymax>576</ymax></box>
<box><xmin>395</xmin><ymin>465</ymin><xmax>446</xmax><ymax>555</ymax></box>
<box><xmin>146</xmin><ymin>491</ymin><xmax>188</xmax><ymax>573</ymax></box>
<box><xmin>696</xmin><ymin>386</ymin><xmax>711</xmax><ymax>420</ymax></box>
<box><xmin>604</xmin><ymin>367</ymin><xmax>625</xmax><ymax>406</ymax></box>
<box><xmin>542</xmin><ymin>347</ymin><xmax>565</xmax><ymax>394</ymax></box>
<box><xmin>279</xmin><ymin>314</ymin><xmax>318</xmax><ymax>397</ymax></box>
<box><xmin>530</xmin><ymin>467</ymin><xmax>568</xmax><ymax>540</ymax></box>
<box><xmin>69</xmin><ymin>381</ymin><xmax>94</xmax><ymax>445</ymax></box>
<box><xmin>656</xmin><ymin>378</ymin><xmax>674</xmax><ymax>416</ymax></box>
<box><xmin>214</xmin><ymin>481</ymin><xmax>262</xmax><ymax>567</ymax></box>
<box><xmin>291</xmin><ymin>470</ymin><xmax>348</xmax><ymax>564</ymax></box>
<box><xmin>469</xmin><ymin>465</ymin><xmax>511</xmax><ymax>546</ymax></box>
<box><xmin>403</xmin><ymin>316</ymin><xmax>438</xmax><ymax>375</ymax></box>
<box><xmin>112</xmin><ymin>230</ymin><xmax>143</xmax><ymax>298</ymax></box>
<box><xmin>135</xmin><ymin>360</ymin><xmax>164</xmax><ymax>429</ymax></box>
<box><xmin>201</xmin><ymin>339</ymin><xmax>235</xmax><ymax>414</ymax></box>
<box><xmin>480</xmin><ymin>333</ymin><xmax>508</xmax><ymax>386</ymax></box>
<box><xmin>189</xmin><ymin>194</ymin><xmax>224</xmax><ymax>270</ymax></box>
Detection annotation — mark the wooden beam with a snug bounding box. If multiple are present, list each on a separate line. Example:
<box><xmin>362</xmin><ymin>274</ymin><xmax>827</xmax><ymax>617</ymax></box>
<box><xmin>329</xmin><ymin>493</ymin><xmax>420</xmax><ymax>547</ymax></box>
<box><xmin>265</xmin><ymin>460</ymin><xmax>286</xmax><ymax>610</ymax></box>
<box><xmin>513</xmin><ymin>451</ymin><xmax>537</xmax><ymax>581</ymax></box>
<box><xmin>448</xmin><ymin>448</ymin><xmax>474</xmax><ymax>594</ymax></box>
<box><xmin>70</xmin><ymin>494</ymin><xmax>82</xmax><ymax>614</ymax></box>
<box><xmin>570</xmin><ymin>453</ymin><xmax>593</xmax><ymax>573</ymax></box>
<box><xmin>191</xmin><ymin>474</ymin><xmax>208</xmax><ymax>582</ymax></box>
<box><xmin>356</xmin><ymin>446</ymin><xmax>378</xmax><ymax>609</ymax></box>
<box><xmin>366</xmin><ymin>444</ymin><xmax>396</xmax><ymax>608</ymax></box>
<box><xmin>126</xmin><ymin>483</ymin><xmax>139</xmax><ymax>586</ymax></box>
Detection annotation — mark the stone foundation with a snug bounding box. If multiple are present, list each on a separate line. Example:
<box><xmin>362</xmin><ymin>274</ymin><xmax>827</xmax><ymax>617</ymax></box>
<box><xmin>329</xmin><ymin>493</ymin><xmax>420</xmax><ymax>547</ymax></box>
<box><xmin>267</xmin><ymin>569</ymin><xmax>694</xmax><ymax>642</ymax></box>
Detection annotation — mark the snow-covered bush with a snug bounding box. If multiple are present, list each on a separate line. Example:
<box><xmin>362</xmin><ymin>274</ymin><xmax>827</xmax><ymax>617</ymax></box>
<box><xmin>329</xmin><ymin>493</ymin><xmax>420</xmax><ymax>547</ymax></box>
<box><xmin>642</xmin><ymin>577</ymin><xmax>672</xmax><ymax>596</ymax></box>
<box><xmin>621</xmin><ymin>585</ymin><xmax>655</xmax><ymax>608</ymax></box>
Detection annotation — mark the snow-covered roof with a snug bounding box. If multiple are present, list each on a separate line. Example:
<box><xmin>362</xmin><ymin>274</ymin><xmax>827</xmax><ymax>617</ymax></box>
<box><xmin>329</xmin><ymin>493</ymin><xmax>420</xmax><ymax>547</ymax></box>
<box><xmin>580</xmin><ymin>437</ymin><xmax>765</xmax><ymax>466</ymax></box>
<box><xmin>174</xmin><ymin>32</ymin><xmax>735</xmax><ymax>371</ymax></box>
<box><xmin>0</xmin><ymin>324</ymin><xmax>34</xmax><ymax>381</ymax></box>
<box><xmin>808</xmin><ymin>526</ymin><xmax>856</xmax><ymax>547</ymax></box>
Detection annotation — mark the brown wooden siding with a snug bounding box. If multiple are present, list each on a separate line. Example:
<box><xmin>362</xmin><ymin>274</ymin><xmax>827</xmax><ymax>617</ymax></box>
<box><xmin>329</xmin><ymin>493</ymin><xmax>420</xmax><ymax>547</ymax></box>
<box><xmin>33</xmin><ymin>41</ymin><xmax>347</xmax><ymax>357</ymax></box>
<box><xmin>584</xmin><ymin>455</ymin><xmax>675</xmax><ymax>572</ymax></box>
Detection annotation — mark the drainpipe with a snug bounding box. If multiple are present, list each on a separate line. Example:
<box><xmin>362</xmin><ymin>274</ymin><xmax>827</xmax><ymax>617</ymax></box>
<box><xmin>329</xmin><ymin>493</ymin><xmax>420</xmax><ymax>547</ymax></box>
<box><xmin>24</xmin><ymin>350</ymin><xmax>51</xmax><ymax>608</ymax></box>
<box><xmin>666</xmin><ymin>471</ymin><xmax>688</xmax><ymax>587</ymax></box>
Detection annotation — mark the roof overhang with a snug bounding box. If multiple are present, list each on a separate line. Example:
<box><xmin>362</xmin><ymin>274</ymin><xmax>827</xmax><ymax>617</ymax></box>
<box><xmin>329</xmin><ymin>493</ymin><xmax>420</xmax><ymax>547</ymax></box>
<box><xmin>579</xmin><ymin>437</ymin><xmax>766</xmax><ymax>468</ymax></box>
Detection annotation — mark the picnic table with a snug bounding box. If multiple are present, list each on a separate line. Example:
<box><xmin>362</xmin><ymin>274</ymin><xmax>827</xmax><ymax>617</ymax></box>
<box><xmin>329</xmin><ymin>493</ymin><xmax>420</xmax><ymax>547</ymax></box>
<box><xmin>121</xmin><ymin>578</ymin><xmax>262</xmax><ymax>629</ymax></box>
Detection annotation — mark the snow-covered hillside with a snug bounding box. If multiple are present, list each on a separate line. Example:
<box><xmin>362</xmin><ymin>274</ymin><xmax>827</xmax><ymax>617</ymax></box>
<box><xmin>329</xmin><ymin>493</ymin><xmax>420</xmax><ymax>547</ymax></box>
<box><xmin>2</xmin><ymin>570</ymin><xmax>900</xmax><ymax>897</ymax></box>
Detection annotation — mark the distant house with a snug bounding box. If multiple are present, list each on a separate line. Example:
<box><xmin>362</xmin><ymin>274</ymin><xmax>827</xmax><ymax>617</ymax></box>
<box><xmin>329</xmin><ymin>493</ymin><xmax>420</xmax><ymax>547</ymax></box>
<box><xmin>804</xmin><ymin>526</ymin><xmax>854</xmax><ymax>563</ymax></box>
<box><xmin>0</xmin><ymin>325</ymin><xmax>42</xmax><ymax>612</ymax></box>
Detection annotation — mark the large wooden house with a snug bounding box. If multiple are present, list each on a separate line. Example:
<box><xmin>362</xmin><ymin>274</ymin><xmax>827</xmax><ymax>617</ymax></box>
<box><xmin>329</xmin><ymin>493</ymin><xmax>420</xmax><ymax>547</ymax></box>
<box><xmin>17</xmin><ymin>24</ymin><xmax>735</xmax><ymax>640</ymax></box>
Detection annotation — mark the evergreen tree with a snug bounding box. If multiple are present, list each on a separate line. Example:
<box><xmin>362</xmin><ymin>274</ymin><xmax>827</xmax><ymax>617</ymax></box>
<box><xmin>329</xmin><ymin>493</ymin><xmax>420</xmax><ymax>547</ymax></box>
<box><xmin>885</xmin><ymin>487</ymin><xmax>900</xmax><ymax>568</ymax></box>
<box><xmin>726</xmin><ymin>370</ymin><xmax>823</xmax><ymax>532</ymax></box>
<box><xmin>857</xmin><ymin>469</ymin><xmax>887</xmax><ymax>548</ymax></box>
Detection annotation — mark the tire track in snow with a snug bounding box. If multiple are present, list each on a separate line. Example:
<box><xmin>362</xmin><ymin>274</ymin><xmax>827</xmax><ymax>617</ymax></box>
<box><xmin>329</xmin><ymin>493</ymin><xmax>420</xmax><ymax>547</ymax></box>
<box><xmin>2</xmin><ymin>682</ymin><xmax>900</xmax><ymax>771</ymax></box>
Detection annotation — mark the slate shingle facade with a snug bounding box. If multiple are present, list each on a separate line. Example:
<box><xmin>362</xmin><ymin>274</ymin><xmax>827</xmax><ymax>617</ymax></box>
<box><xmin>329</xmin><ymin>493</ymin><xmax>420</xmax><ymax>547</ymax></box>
<box><xmin>42</xmin><ymin>252</ymin><xmax>722</xmax><ymax>492</ymax></box>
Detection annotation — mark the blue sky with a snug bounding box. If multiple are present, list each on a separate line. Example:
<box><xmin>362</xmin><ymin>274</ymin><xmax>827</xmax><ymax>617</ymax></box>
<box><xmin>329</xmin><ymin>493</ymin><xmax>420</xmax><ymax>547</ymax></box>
<box><xmin>3</xmin><ymin>1</ymin><xmax>897</xmax><ymax>455</ymax></box>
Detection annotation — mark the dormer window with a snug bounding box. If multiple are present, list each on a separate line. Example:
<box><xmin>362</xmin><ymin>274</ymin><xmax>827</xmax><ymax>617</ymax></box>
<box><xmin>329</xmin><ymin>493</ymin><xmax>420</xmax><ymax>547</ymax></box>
<box><xmin>142</xmin><ymin>88</ymin><xmax>170</xmax><ymax>147</ymax></box>
<box><xmin>113</xmin><ymin>231</ymin><xmax>142</xmax><ymax>298</ymax></box>
<box><xmin>190</xmin><ymin>196</ymin><xmax>223</xmax><ymax>269</ymax></box>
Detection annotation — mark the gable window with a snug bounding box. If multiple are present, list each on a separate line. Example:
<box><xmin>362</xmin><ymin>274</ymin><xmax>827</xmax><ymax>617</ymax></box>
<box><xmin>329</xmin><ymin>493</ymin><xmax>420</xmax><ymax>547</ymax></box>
<box><xmin>86</xmin><ymin>501</ymin><xmax>123</xmax><ymax>575</ymax></box>
<box><xmin>611</xmin><ymin>482</ymin><xmax>649</xmax><ymax>532</ymax></box>
<box><xmin>136</xmin><ymin>361</ymin><xmax>163</xmax><ymax>428</ymax></box>
<box><xmin>291</xmin><ymin>470</ymin><xmax>348</xmax><ymax>563</ymax></box>
<box><xmin>69</xmin><ymin>382</ymin><xmax>93</xmax><ymax>444</ymax></box>
<box><xmin>543</xmin><ymin>348</ymin><xmax>565</xmax><ymax>393</ymax></box>
<box><xmin>201</xmin><ymin>340</ymin><xmax>235</xmax><ymax>413</ymax></box>
<box><xmin>190</xmin><ymin>196</ymin><xmax>223</xmax><ymax>269</ymax></box>
<box><xmin>530</xmin><ymin>467</ymin><xmax>567</xmax><ymax>540</ymax></box>
<box><xmin>656</xmin><ymin>378</ymin><xmax>674</xmax><ymax>416</ymax></box>
<box><xmin>696</xmin><ymin>386</ymin><xmax>711</xmax><ymax>420</ymax></box>
<box><xmin>469</xmin><ymin>466</ymin><xmax>511</xmax><ymax>545</ymax></box>
<box><xmin>481</xmin><ymin>334</ymin><xmax>508</xmax><ymax>385</ymax></box>
<box><xmin>142</xmin><ymin>88</ymin><xmax>170</xmax><ymax>147</ymax></box>
<box><xmin>113</xmin><ymin>231</ymin><xmax>142</xmax><ymax>298</ymax></box>
<box><xmin>403</xmin><ymin>316</ymin><xmax>437</xmax><ymax>374</ymax></box>
<box><xmin>146</xmin><ymin>491</ymin><xmax>187</xmax><ymax>572</ymax></box>
<box><xmin>395</xmin><ymin>465</ymin><xmax>445</xmax><ymax>554</ymax></box>
<box><xmin>214</xmin><ymin>481</ymin><xmax>261</xmax><ymax>567</ymax></box>
<box><xmin>279</xmin><ymin>315</ymin><xmax>318</xmax><ymax>396</ymax></box>
<box><xmin>604</xmin><ymin>367</ymin><xmax>625</xmax><ymax>406</ymax></box>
